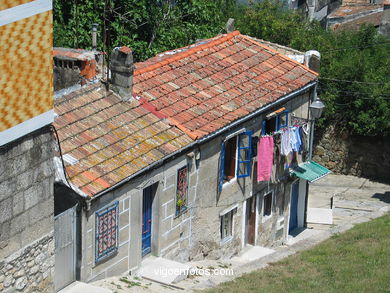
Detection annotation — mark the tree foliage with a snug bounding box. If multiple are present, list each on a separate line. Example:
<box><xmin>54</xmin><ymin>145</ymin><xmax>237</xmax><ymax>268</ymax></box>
<box><xmin>53</xmin><ymin>0</ymin><xmax>229</xmax><ymax>61</ymax></box>
<box><xmin>53</xmin><ymin>0</ymin><xmax>390</xmax><ymax>136</ymax></box>
<box><xmin>234</xmin><ymin>0</ymin><xmax>390</xmax><ymax>136</ymax></box>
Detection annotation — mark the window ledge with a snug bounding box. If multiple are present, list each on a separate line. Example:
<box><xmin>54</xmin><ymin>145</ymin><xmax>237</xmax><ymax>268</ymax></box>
<box><xmin>222</xmin><ymin>177</ymin><xmax>237</xmax><ymax>189</ymax></box>
<box><xmin>220</xmin><ymin>236</ymin><xmax>233</xmax><ymax>246</ymax></box>
<box><xmin>175</xmin><ymin>206</ymin><xmax>188</xmax><ymax>218</ymax></box>
<box><xmin>262</xmin><ymin>214</ymin><xmax>272</xmax><ymax>223</ymax></box>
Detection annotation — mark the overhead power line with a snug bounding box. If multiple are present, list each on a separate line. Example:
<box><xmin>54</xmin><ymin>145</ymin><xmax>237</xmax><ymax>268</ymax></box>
<box><xmin>320</xmin><ymin>41</ymin><xmax>390</xmax><ymax>53</ymax></box>
<box><xmin>319</xmin><ymin>77</ymin><xmax>390</xmax><ymax>86</ymax></box>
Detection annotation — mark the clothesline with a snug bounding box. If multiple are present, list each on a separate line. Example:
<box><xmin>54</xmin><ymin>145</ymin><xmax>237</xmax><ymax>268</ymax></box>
<box><xmin>257</xmin><ymin>124</ymin><xmax>307</xmax><ymax>183</ymax></box>
<box><xmin>260</xmin><ymin>123</ymin><xmax>308</xmax><ymax>138</ymax></box>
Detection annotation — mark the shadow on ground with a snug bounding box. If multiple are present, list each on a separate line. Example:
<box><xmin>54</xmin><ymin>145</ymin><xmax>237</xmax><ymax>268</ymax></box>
<box><xmin>372</xmin><ymin>191</ymin><xmax>390</xmax><ymax>204</ymax></box>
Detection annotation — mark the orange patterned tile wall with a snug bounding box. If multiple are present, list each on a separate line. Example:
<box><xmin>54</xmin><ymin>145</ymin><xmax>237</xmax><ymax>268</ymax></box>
<box><xmin>0</xmin><ymin>0</ymin><xmax>34</xmax><ymax>10</ymax></box>
<box><xmin>0</xmin><ymin>10</ymin><xmax>53</xmax><ymax>131</ymax></box>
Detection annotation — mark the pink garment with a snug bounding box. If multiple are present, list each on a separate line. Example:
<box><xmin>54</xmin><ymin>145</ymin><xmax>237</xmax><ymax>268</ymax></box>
<box><xmin>257</xmin><ymin>136</ymin><xmax>274</xmax><ymax>182</ymax></box>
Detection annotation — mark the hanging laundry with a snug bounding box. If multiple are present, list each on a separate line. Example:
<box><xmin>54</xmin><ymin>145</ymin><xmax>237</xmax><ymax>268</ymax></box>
<box><xmin>281</xmin><ymin>129</ymin><xmax>292</xmax><ymax>156</ymax></box>
<box><xmin>290</xmin><ymin>127</ymin><xmax>297</xmax><ymax>151</ymax></box>
<box><xmin>257</xmin><ymin>136</ymin><xmax>274</xmax><ymax>182</ymax></box>
<box><xmin>291</xmin><ymin>126</ymin><xmax>302</xmax><ymax>152</ymax></box>
<box><xmin>271</xmin><ymin>133</ymin><xmax>282</xmax><ymax>183</ymax></box>
<box><xmin>299</xmin><ymin>126</ymin><xmax>307</xmax><ymax>154</ymax></box>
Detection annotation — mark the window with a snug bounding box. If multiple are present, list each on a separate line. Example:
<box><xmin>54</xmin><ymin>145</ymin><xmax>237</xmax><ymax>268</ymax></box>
<box><xmin>220</xmin><ymin>210</ymin><xmax>234</xmax><ymax>241</ymax></box>
<box><xmin>223</xmin><ymin>136</ymin><xmax>237</xmax><ymax>182</ymax></box>
<box><xmin>262</xmin><ymin>108</ymin><xmax>289</xmax><ymax>135</ymax></box>
<box><xmin>219</xmin><ymin>130</ymin><xmax>253</xmax><ymax>191</ymax></box>
<box><xmin>95</xmin><ymin>201</ymin><xmax>119</xmax><ymax>263</ymax></box>
<box><xmin>263</xmin><ymin>192</ymin><xmax>272</xmax><ymax>217</ymax></box>
<box><xmin>176</xmin><ymin>166</ymin><xmax>188</xmax><ymax>215</ymax></box>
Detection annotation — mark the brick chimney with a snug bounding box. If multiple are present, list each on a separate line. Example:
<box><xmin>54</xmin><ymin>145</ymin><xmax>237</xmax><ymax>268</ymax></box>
<box><xmin>53</xmin><ymin>48</ymin><xmax>98</xmax><ymax>92</ymax></box>
<box><xmin>110</xmin><ymin>46</ymin><xmax>134</xmax><ymax>101</ymax></box>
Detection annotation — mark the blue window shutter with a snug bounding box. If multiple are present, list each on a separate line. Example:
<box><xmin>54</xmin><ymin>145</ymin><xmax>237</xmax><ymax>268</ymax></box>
<box><xmin>285</xmin><ymin>110</ymin><xmax>289</xmax><ymax>127</ymax></box>
<box><xmin>262</xmin><ymin>120</ymin><xmax>266</xmax><ymax>135</ymax></box>
<box><xmin>278</xmin><ymin>110</ymin><xmax>289</xmax><ymax>130</ymax></box>
<box><xmin>237</xmin><ymin>130</ymin><xmax>253</xmax><ymax>178</ymax></box>
<box><xmin>219</xmin><ymin>141</ymin><xmax>225</xmax><ymax>192</ymax></box>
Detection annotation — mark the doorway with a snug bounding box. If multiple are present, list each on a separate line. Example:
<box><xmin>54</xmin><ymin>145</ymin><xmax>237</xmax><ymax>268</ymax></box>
<box><xmin>142</xmin><ymin>184</ymin><xmax>156</xmax><ymax>257</ymax></box>
<box><xmin>245</xmin><ymin>195</ymin><xmax>257</xmax><ymax>245</ymax></box>
<box><xmin>289</xmin><ymin>180</ymin><xmax>300</xmax><ymax>233</ymax></box>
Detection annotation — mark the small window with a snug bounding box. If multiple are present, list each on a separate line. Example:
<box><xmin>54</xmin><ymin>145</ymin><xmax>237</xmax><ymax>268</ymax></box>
<box><xmin>223</xmin><ymin>136</ymin><xmax>237</xmax><ymax>182</ymax></box>
<box><xmin>220</xmin><ymin>210</ymin><xmax>234</xmax><ymax>241</ymax></box>
<box><xmin>176</xmin><ymin>166</ymin><xmax>188</xmax><ymax>215</ymax></box>
<box><xmin>263</xmin><ymin>192</ymin><xmax>272</xmax><ymax>217</ymax></box>
<box><xmin>277</xmin><ymin>111</ymin><xmax>289</xmax><ymax>130</ymax></box>
<box><xmin>262</xmin><ymin>109</ymin><xmax>289</xmax><ymax>135</ymax></box>
<box><xmin>95</xmin><ymin>201</ymin><xmax>119</xmax><ymax>263</ymax></box>
<box><xmin>264</xmin><ymin>116</ymin><xmax>277</xmax><ymax>134</ymax></box>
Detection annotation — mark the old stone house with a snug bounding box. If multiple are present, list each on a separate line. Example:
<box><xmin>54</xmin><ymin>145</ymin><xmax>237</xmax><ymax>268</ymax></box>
<box><xmin>0</xmin><ymin>0</ymin><xmax>54</xmax><ymax>292</ymax></box>
<box><xmin>53</xmin><ymin>31</ymin><xmax>329</xmax><ymax>287</ymax></box>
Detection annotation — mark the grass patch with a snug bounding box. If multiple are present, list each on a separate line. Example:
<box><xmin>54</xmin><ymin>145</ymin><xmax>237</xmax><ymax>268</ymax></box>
<box><xmin>119</xmin><ymin>277</ymin><xmax>141</xmax><ymax>288</ymax></box>
<box><xmin>204</xmin><ymin>213</ymin><xmax>390</xmax><ymax>293</ymax></box>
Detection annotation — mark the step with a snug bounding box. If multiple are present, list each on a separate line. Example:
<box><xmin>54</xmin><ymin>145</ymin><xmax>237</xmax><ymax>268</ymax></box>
<box><xmin>58</xmin><ymin>281</ymin><xmax>112</xmax><ymax>293</ymax></box>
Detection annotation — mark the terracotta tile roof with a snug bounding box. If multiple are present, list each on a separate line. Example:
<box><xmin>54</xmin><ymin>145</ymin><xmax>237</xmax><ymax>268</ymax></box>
<box><xmin>55</xmin><ymin>31</ymin><xmax>317</xmax><ymax>196</ymax></box>
<box><xmin>133</xmin><ymin>31</ymin><xmax>317</xmax><ymax>140</ymax></box>
<box><xmin>54</xmin><ymin>83</ymin><xmax>193</xmax><ymax>196</ymax></box>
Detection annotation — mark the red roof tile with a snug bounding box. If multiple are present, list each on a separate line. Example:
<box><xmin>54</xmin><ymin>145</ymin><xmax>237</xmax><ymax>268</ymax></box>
<box><xmin>133</xmin><ymin>32</ymin><xmax>317</xmax><ymax>139</ymax></box>
<box><xmin>54</xmin><ymin>83</ymin><xmax>192</xmax><ymax>196</ymax></box>
<box><xmin>55</xmin><ymin>31</ymin><xmax>317</xmax><ymax>197</ymax></box>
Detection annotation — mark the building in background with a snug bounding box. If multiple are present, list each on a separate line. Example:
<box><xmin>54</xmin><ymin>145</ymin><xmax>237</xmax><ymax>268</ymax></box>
<box><xmin>0</xmin><ymin>0</ymin><xmax>54</xmax><ymax>292</ymax></box>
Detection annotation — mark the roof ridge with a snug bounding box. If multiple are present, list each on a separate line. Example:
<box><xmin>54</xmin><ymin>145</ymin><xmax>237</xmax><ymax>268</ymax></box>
<box><xmin>240</xmin><ymin>34</ymin><xmax>319</xmax><ymax>77</ymax></box>
<box><xmin>134</xmin><ymin>31</ymin><xmax>241</xmax><ymax>76</ymax></box>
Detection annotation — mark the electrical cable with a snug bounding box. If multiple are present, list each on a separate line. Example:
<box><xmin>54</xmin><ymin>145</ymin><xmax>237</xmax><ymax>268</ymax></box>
<box><xmin>320</xmin><ymin>41</ymin><xmax>390</xmax><ymax>53</ymax></box>
<box><xmin>318</xmin><ymin>77</ymin><xmax>390</xmax><ymax>85</ymax></box>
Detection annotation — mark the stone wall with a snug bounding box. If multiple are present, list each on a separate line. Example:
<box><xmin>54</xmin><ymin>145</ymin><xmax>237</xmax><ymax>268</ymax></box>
<box><xmin>0</xmin><ymin>234</ymin><xmax>54</xmax><ymax>292</ymax></box>
<box><xmin>0</xmin><ymin>127</ymin><xmax>54</xmax><ymax>292</ymax></box>
<box><xmin>313</xmin><ymin>125</ymin><xmax>390</xmax><ymax>182</ymax></box>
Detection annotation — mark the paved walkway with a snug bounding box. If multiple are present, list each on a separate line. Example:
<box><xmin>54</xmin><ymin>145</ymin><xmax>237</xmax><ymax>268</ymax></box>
<box><xmin>93</xmin><ymin>174</ymin><xmax>390</xmax><ymax>293</ymax></box>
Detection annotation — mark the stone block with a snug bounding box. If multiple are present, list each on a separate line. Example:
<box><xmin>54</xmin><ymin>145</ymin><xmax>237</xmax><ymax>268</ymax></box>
<box><xmin>124</xmin><ymin>198</ymin><xmax>129</xmax><ymax>210</ymax></box>
<box><xmin>0</xmin><ymin>197</ymin><xmax>12</xmax><ymax>224</ymax></box>
<box><xmin>12</xmin><ymin>192</ymin><xmax>24</xmax><ymax>217</ymax></box>
<box><xmin>15</xmin><ymin>171</ymin><xmax>33</xmax><ymax>193</ymax></box>
<box><xmin>163</xmin><ymin>225</ymin><xmax>180</xmax><ymax>249</ymax></box>
<box><xmin>160</xmin><ymin>216</ymin><xmax>173</xmax><ymax>234</ymax></box>
<box><xmin>14</xmin><ymin>276</ymin><xmax>27</xmax><ymax>291</ymax></box>
<box><xmin>164</xmin><ymin>174</ymin><xmax>175</xmax><ymax>190</ymax></box>
<box><xmin>166</xmin><ymin>199</ymin><xmax>176</xmax><ymax>218</ymax></box>
<box><xmin>119</xmin><ymin>210</ymin><xmax>129</xmax><ymax>228</ymax></box>
<box><xmin>24</xmin><ymin>184</ymin><xmax>43</xmax><ymax>210</ymax></box>
<box><xmin>105</xmin><ymin>257</ymin><xmax>128</xmax><ymax>278</ymax></box>
<box><xmin>10</xmin><ymin>155</ymin><xmax>28</xmax><ymax>177</ymax></box>
<box><xmin>119</xmin><ymin>226</ymin><xmax>129</xmax><ymax>245</ymax></box>
<box><xmin>22</xmin><ymin>217</ymin><xmax>52</xmax><ymax>249</ymax></box>
<box><xmin>28</xmin><ymin>198</ymin><xmax>53</xmax><ymax>225</ymax></box>
<box><xmin>10</xmin><ymin>212</ymin><xmax>28</xmax><ymax>236</ymax></box>
<box><xmin>0</xmin><ymin>178</ymin><xmax>15</xmax><ymax>202</ymax></box>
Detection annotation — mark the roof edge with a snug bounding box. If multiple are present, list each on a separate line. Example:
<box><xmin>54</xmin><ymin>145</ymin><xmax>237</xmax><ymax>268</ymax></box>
<box><xmin>240</xmin><ymin>34</ymin><xmax>319</xmax><ymax>77</ymax></box>
<box><xmin>134</xmin><ymin>31</ymin><xmax>241</xmax><ymax>76</ymax></box>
